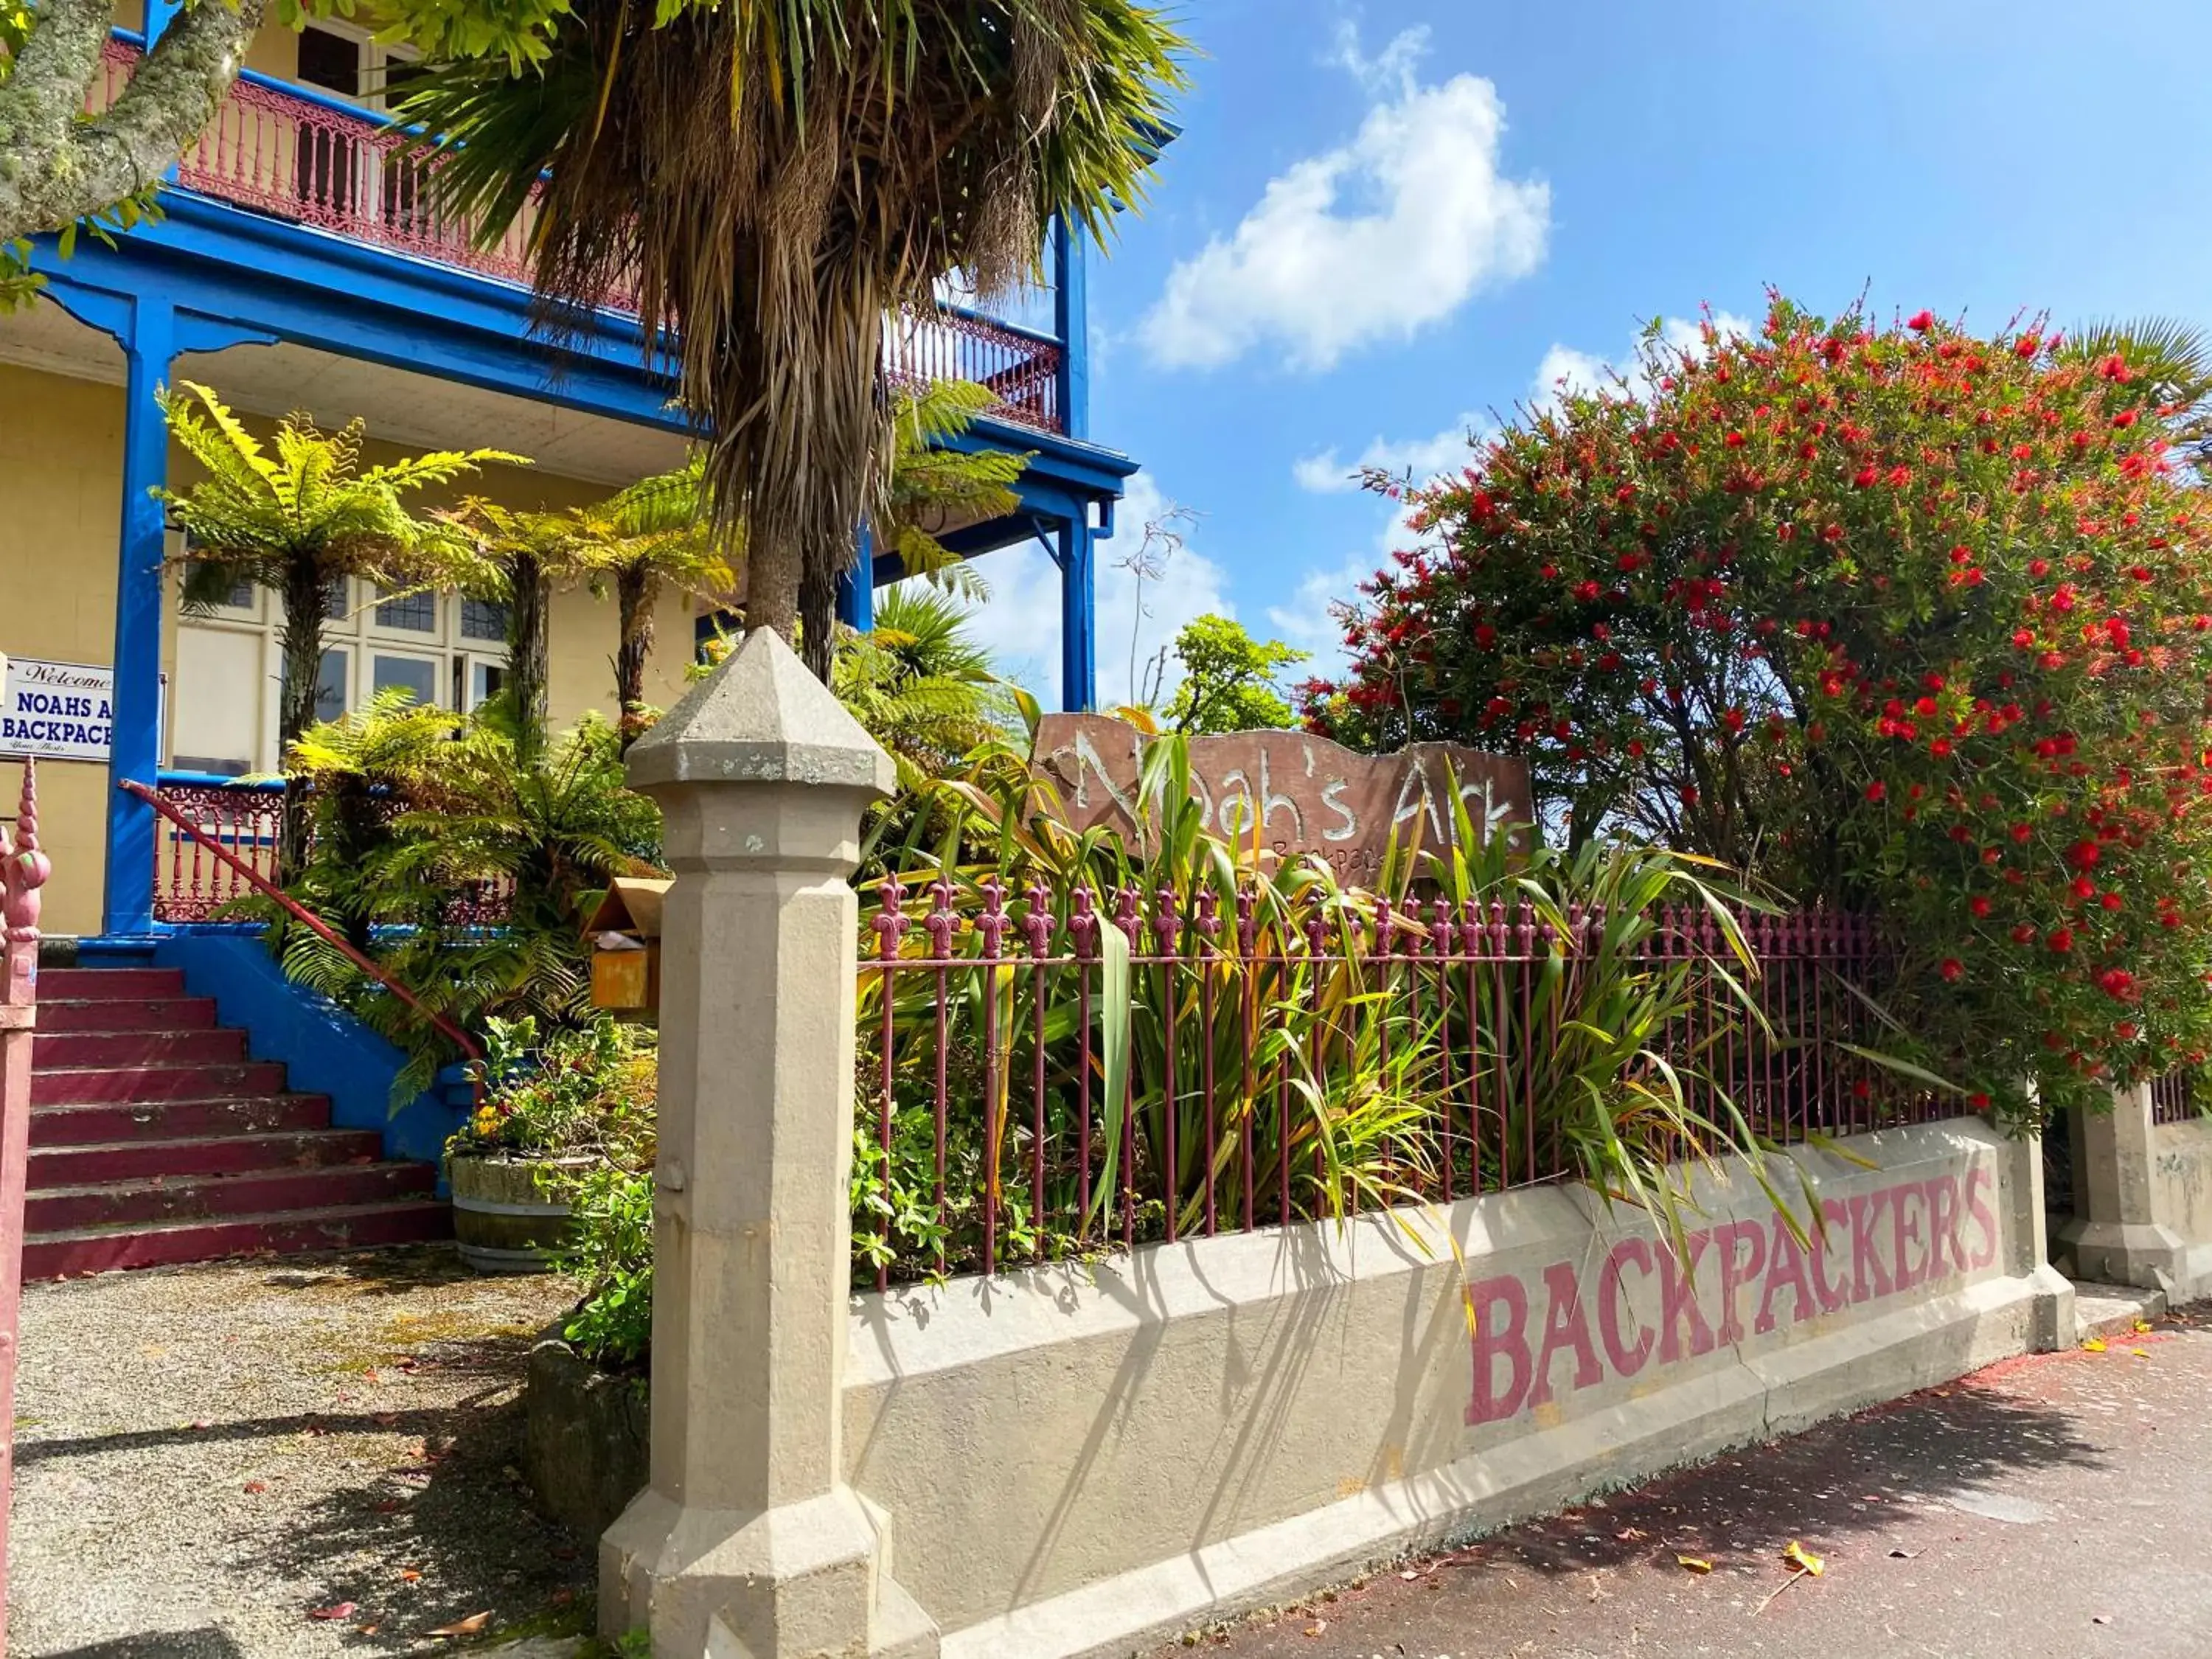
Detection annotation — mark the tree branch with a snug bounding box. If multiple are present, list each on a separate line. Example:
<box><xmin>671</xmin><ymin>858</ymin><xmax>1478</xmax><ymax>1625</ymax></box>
<box><xmin>0</xmin><ymin>0</ymin><xmax>265</xmax><ymax>246</ymax></box>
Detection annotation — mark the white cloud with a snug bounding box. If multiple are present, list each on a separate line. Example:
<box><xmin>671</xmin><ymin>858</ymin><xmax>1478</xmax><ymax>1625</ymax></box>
<box><xmin>946</xmin><ymin>473</ymin><xmax>1232</xmax><ymax>710</ymax></box>
<box><xmin>1326</xmin><ymin>18</ymin><xmax>1431</xmax><ymax>96</ymax></box>
<box><xmin>1529</xmin><ymin>311</ymin><xmax>1758</xmax><ymax>412</ymax></box>
<box><xmin>1293</xmin><ymin>409</ymin><xmax>1491</xmax><ymax>494</ymax></box>
<box><xmin>1141</xmin><ymin>28</ymin><xmax>1549</xmax><ymax>373</ymax></box>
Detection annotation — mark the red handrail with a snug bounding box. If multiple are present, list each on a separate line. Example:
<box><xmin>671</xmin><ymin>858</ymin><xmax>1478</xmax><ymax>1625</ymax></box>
<box><xmin>120</xmin><ymin>779</ymin><xmax>483</xmax><ymax>1069</ymax></box>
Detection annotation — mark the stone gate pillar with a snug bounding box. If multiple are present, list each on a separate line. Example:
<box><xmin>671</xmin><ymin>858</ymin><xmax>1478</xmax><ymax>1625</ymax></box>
<box><xmin>600</xmin><ymin>629</ymin><xmax>936</xmax><ymax>1659</ymax></box>
<box><xmin>2058</xmin><ymin>1081</ymin><xmax>2185</xmax><ymax>1294</ymax></box>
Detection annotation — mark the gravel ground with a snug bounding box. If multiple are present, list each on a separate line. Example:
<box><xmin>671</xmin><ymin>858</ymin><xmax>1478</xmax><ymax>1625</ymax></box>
<box><xmin>7</xmin><ymin>1246</ymin><xmax>592</xmax><ymax>1658</ymax></box>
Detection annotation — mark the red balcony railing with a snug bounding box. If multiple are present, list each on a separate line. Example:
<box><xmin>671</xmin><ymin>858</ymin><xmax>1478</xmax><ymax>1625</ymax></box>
<box><xmin>95</xmin><ymin>36</ymin><xmax>1068</xmax><ymax>435</ymax></box>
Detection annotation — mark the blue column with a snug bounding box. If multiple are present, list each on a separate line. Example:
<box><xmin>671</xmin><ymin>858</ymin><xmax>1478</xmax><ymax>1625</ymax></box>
<box><xmin>103</xmin><ymin>298</ymin><xmax>175</xmax><ymax>939</ymax></box>
<box><xmin>1052</xmin><ymin>215</ymin><xmax>1091</xmax><ymax>445</ymax></box>
<box><xmin>834</xmin><ymin>524</ymin><xmax>875</xmax><ymax>632</ymax></box>
<box><xmin>1058</xmin><ymin>518</ymin><xmax>1096</xmax><ymax>713</ymax></box>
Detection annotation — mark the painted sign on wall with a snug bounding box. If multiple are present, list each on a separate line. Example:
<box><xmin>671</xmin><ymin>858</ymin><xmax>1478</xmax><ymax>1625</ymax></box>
<box><xmin>0</xmin><ymin>658</ymin><xmax>114</xmax><ymax>763</ymax></box>
<box><xmin>1032</xmin><ymin>714</ymin><xmax>1534</xmax><ymax>881</ymax></box>
<box><xmin>1464</xmin><ymin>1166</ymin><xmax>2003</xmax><ymax>1425</ymax></box>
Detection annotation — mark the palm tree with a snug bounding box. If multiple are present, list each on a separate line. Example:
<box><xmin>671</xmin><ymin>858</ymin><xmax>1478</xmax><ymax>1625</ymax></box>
<box><xmin>432</xmin><ymin>499</ymin><xmax>604</xmax><ymax>763</ymax></box>
<box><xmin>398</xmin><ymin>0</ymin><xmax>1188</xmax><ymax>680</ymax></box>
<box><xmin>837</xmin><ymin>585</ymin><xmax>1018</xmax><ymax>793</ymax></box>
<box><xmin>157</xmin><ymin>381</ymin><xmax>518</xmax><ymax>866</ymax></box>
<box><xmin>588</xmin><ymin>458</ymin><xmax>738</xmax><ymax>749</ymax></box>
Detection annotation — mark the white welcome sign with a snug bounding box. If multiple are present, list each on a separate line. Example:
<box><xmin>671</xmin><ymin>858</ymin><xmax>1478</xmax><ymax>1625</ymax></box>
<box><xmin>0</xmin><ymin>655</ymin><xmax>116</xmax><ymax>762</ymax></box>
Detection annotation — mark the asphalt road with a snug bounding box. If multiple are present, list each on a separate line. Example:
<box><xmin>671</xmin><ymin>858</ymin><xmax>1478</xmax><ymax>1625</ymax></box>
<box><xmin>1162</xmin><ymin>1308</ymin><xmax>2212</xmax><ymax>1659</ymax></box>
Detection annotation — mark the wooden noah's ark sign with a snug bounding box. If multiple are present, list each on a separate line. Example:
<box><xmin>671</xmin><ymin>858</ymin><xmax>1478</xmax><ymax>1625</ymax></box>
<box><xmin>1032</xmin><ymin>714</ymin><xmax>1534</xmax><ymax>881</ymax></box>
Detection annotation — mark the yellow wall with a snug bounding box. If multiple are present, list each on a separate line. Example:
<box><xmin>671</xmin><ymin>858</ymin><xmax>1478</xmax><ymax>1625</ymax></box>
<box><xmin>0</xmin><ymin>361</ymin><xmax>692</xmax><ymax>936</ymax></box>
<box><xmin>0</xmin><ymin>364</ymin><xmax>128</xmax><ymax>938</ymax></box>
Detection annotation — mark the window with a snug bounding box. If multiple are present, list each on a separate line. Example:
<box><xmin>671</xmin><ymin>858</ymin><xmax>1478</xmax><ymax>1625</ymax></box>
<box><xmin>372</xmin><ymin>653</ymin><xmax>439</xmax><ymax>707</ymax></box>
<box><xmin>173</xmin><ymin>582</ymin><xmax>508</xmax><ymax>777</ymax></box>
<box><xmin>374</xmin><ymin>585</ymin><xmax>437</xmax><ymax>633</ymax></box>
<box><xmin>316</xmin><ymin>650</ymin><xmax>351</xmax><ymax>724</ymax></box>
<box><xmin>460</xmin><ymin>597</ymin><xmax>509</xmax><ymax>643</ymax></box>
<box><xmin>324</xmin><ymin>578</ymin><xmax>350</xmax><ymax>621</ymax></box>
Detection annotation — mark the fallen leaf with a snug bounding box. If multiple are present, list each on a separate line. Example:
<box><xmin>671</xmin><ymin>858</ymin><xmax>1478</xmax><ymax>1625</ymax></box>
<box><xmin>1888</xmin><ymin>1548</ymin><xmax>1920</xmax><ymax>1559</ymax></box>
<box><xmin>373</xmin><ymin>1413</ymin><xmax>400</xmax><ymax>1428</ymax></box>
<box><xmin>2133</xmin><ymin>1320</ymin><xmax>2152</xmax><ymax>1334</ymax></box>
<box><xmin>427</xmin><ymin>1613</ymin><xmax>491</xmax><ymax>1638</ymax></box>
<box><xmin>550</xmin><ymin>1589</ymin><xmax>575</xmax><ymax>1608</ymax></box>
<box><xmin>372</xmin><ymin>1499</ymin><xmax>404</xmax><ymax>1515</ymax></box>
<box><xmin>1676</xmin><ymin>1555</ymin><xmax>1714</xmax><ymax>1574</ymax></box>
<box><xmin>188</xmin><ymin>1419</ymin><xmax>213</xmax><ymax>1432</ymax></box>
<box><xmin>2132</xmin><ymin>1348</ymin><xmax>2151</xmax><ymax>1359</ymax></box>
<box><xmin>307</xmin><ymin>1603</ymin><xmax>357</xmax><ymax>1622</ymax></box>
<box><xmin>2083</xmin><ymin>1338</ymin><xmax>2108</xmax><ymax>1353</ymax></box>
<box><xmin>1615</xmin><ymin>1526</ymin><xmax>1649</xmax><ymax>1542</ymax></box>
<box><xmin>243</xmin><ymin>1481</ymin><xmax>268</xmax><ymax>1495</ymax></box>
<box><xmin>1301</xmin><ymin>1621</ymin><xmax>1326</xmax><ymax>1638</ymax></box>
<box><xmin>1781</xmin><ymin>1541</ymin><xmax>1825</xmax><ymax>1578</ymax></box>
<box><xmin>1398</xmin><ymin>1568</ymin><xmax>1419</xmax><ymax>1580</ymax></box>
<box><xmin>397</xmin><ymin>1569</ymin><xmax>422</xmax><ymax>1584</ymax></box>
<box><xmin>355</xmin><ymin>1624</ymin><xmax>381</xmax><ymax>1636</ymax></box>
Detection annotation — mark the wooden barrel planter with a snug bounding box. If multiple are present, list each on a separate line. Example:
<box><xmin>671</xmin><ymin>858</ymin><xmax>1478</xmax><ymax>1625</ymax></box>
<box><xmin>448</xmin><ymin>1154</ymin><xmax>591</xmax><ymax>1273</ymax></box>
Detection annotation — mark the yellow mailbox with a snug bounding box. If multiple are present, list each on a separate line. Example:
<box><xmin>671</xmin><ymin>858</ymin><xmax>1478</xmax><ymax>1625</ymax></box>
<box><xmin>584</xmin><ymin>877</ymin><xmax>672</xmax><ymax>1015</ymax></box>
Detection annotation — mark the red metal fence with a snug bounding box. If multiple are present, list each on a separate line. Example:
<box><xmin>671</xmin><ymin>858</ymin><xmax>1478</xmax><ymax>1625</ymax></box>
<box><xmin>97</xmin><ymin>36</ymin><xmax>1068</xmax><ymax>436</ymax></box>
<box><xmin>1</xmin><ymin>759</ymin><xmax>52</xmax><ymax>1650</ymax></box>
<box><xmin>145</xmin><ymin>777</ymin><xmax>512</xmax><ymax>929</ymax></box>
<box><xmin>858</xmin><ymin>879</ymin><xmax>1931</xmax><ymax>1288</ymax></box>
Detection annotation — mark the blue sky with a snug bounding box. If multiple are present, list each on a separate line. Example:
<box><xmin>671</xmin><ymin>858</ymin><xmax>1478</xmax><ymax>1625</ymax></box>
<box><xmin>964</xmin><ymin>0</ymin><xmax>2212</xmax><ymax>703</ymax></box>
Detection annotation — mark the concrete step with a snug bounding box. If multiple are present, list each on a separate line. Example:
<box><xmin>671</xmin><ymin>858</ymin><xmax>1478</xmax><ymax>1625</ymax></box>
<box><xmin>33</xmin><ymin>967</ymin><xmax>185</xmax><ymax>1001</ymax></box>
<box><xmin>24</xmin><ymin>1200</ymin><xmax>455</xmax><ymax>1279</ymax></box>
<box><xmin>33</xmin><ymin>1028</ymin><xmax>247</xmax><ymax>1069</ymax></box>
<box><xmin>26</xmin><ymin>1162</ymin><xmax>437</xmax><ymax>1233</ymax></box>
<box><xmin>32</xmin><ymin>1060</ymin><xmax>288</xmax><ymax>1106</ymax></box>
<box><xmin>30</xmin><ymin>1094</ymin><xmax>333</xmax><ymax>1144</ymax></box>
<box><xmin>2072</xmin><ymin>1280</ymin><xmax>2167</xmax><ymax>1343</ymax></box>
<box><xmin>38</xmin><ymin>997</ymin><xmax>219</xmax><ymax>1034</ymax></box>
<box><xmin>29</xmin><ymin>1127</ymin><xmax>386</xmax><ymax>1187</ymax></box>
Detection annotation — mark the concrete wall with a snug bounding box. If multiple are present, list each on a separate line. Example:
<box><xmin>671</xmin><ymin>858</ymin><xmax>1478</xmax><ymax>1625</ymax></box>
<box><xmin>0</xmin><ymin>358</ymin><xmax>690</xmax><ymax>935</ymax></box>
<box><xmin>2151</xmin><ymin>1119</ymin><xmax>2212</xmax><ymax>1296</ymax></box>
<box><xmin>845</xmin><ymin>1121</ymin><xmax>2061</xmax><ymax>1659</ymax></box>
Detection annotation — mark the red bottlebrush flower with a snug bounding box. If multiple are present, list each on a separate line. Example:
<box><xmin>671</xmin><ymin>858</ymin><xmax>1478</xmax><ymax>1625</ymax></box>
<box><xmin>1574</xmin><ymin>580</ymin><xmax>1602</xmax><ymax>602</ymax></box>
<box><xmin>2101</xmin><ymin>891</ymin><xmax>2124</xmax><ymax>911</ymax></box>
<box><xmin>2048</xmin><ymin>927</ymin><xmax>2075</xmax><ymax>953</ymax></box>
<box><xmin>1931</xmin><ymin>738</ymin><xmax>1955</xmax><ymax>759</ymax></box>
<box><xmin>1613</xmin><ymin>484</ymin><xmax>1638</xmax><ymax>502</ymax></box>
<box><xmin>1473</xmin><ymin>624</ymin><xmax>1498</xmax><ymax>648</ymax></box>
<box><xmin>2012</xmin><ymin>629</ymin><xmax>2035</xmax><ymax>650</ymax></box>
<box><xmin>2097</xmin><ymin>352</ymin><xmax>2132</xmax><ymax>383</ymax></box>
<box><xmin>1724</xmin><ymin>431</ymin><xmax>1746</xmax><ymax>448</ymax></box>
<box><xmin>1627</xmin><ymin>739</ymin><xmax>1646</xmax><ymax>759</ymax></box>
<box><xmin>2028</xmin><ymin>559</ymin><xmax>2051</xmax><ymax>578</ymax></box>
<box><xmin>1969</xmin><ymin>895</ymin><xmax>1992</xmax><ymax>917</ymax></box>
<box><xmin>1939</xmin><ymin>957</ymin><xmax>1964</xmax><ymax>981</ymax></box>
<box><xmin>1887</xmin><ymin>464</ymin><xmax>1913</xmax><ymax>487</ymax></box>
<box><xmin>1865</xmin><ymin>780</ymin><xmax>1888</xmax><ymax>802</ymax></box>
<box><xmin>1969</xmin><ymin>1091</ymin><xmax>1992</xmax><ymax>1111</ymax></box>
<box><xmin>2014</xmin><ymin>333</ymin><xmax>2041</xmax><ymax>358</ymax></box>
<box><xmin>2117</xmin><ymin>1022</ymin><xmax>2140</xmax><ymax>1042</ymax></box>
<box><xmin>1854</xmin><ymin>464</ymin><xmax>1879</xmax><ymax>488</ymax></box>
<box><xmin>2011</xmin><ymin>924</ymin><xmax>2037</xmax><ymax>944</ymax></box>
<box><xmin>2067</xmin><ymin>839</ymin><xmax>2101</xmax><ymax>869</ymax></box>
<box><xmin>1722</xmin><ymin>707</ymin><xmax>1747</xmax><ymax>735</ymax></box>
<box><xmin>1851</xmin><ymin>1078</ymin><xmax>1873</xmax><ymax>1100</ymax></box>
<box><xmin>2070</xmin><ymin>876</ymin><xmax>2097</xmax><ymax>901</ymax></box>
<box><xmin>1914</xmin><ymin>696</ymin><xmax>1939</xmax><ymax>718</ymax></box>
<box><xmin>1907</xmin><ymin>309</ymin><xmax>1936</xmax><ymax>333</ymax></box>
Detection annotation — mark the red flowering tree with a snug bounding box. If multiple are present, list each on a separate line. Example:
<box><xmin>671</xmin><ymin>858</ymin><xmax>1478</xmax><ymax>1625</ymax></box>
<box><xmin>1301</xmin><ymin>297</ymin><xmax>2212</xmax><ymax>1123</ymax></box>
